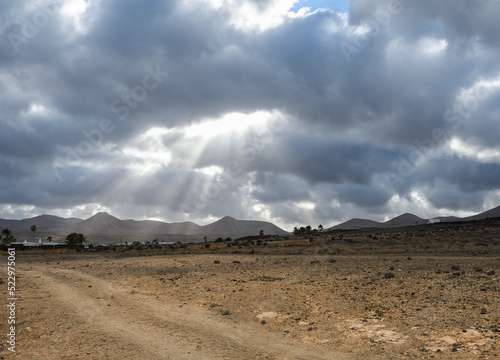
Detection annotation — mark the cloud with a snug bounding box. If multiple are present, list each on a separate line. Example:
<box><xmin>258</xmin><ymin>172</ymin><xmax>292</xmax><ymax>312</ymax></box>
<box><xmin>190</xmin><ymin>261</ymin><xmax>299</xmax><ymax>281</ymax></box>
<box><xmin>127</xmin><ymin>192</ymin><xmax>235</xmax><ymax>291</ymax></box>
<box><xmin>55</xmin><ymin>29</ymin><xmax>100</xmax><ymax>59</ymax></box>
<box><xmin>1</xmin><ymin>0</ymin><xmax>500</xmax><ymax>230</ymax></box>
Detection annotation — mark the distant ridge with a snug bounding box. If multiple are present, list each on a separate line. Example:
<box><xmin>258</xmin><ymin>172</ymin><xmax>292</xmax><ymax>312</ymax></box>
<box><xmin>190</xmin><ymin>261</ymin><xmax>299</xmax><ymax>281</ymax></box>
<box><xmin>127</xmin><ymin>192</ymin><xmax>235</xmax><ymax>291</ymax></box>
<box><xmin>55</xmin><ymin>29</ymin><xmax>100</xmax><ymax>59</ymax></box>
<box><xmin>0</xmin><ymin>213</ymin><xmax>289</xmax><ymax>243</ymax></box>
<box><xmin>200</xmin><ymin>216</ymin><xmax>289</xmax><ymax>236</ymax></box>
<box><xmin>330</xmin><ymin>218</ymin><xmax>380</xmax><ymax>230</ymax></box>
<box><xmin>380</xmin><ymin>213</ymin><xmax>427</xmax><ymax>227</ymax></box>
<box><xmin>0</xmin><ymin>214</ymin><xmax>82</xmax><ymax>236</ymax></box>
<box><xmin>330</xmin><ymin>205</ymin><xmax>500</xmax><ymax>230</ymax></box>
<box><xmin>331</xmin><ymin>213</ymin><xmax>427</xmax><ymax>230</ymax></box>
<box><xmin>73</xmin><ymin>212</ymin><xmax>129</xmax><ymax>234</ymax></box>
<box><xmin>462</xmin><ymin>205</ymin><xmax>500</xmax><ymax>221</ymax></box>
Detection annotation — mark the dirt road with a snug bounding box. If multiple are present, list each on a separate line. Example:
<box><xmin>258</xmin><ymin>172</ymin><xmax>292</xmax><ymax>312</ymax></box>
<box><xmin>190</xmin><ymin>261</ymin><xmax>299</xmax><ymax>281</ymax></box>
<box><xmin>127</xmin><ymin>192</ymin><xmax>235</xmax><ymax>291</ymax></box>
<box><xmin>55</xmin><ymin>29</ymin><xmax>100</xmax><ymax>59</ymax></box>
<box><xmin>10</xmin><ymin>262</ymin><xmax>355</xmax><ymax>359</ymax></box>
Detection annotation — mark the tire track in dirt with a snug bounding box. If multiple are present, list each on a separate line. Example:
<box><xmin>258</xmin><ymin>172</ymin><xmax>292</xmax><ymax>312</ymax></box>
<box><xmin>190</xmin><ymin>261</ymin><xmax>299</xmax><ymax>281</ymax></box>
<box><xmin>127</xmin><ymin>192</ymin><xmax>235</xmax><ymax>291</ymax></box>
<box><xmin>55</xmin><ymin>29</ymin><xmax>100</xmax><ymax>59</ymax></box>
<box><xmin>24</xmin><ymin>266</ymin><xmax>355</xmax><ymax>360</ymax></box>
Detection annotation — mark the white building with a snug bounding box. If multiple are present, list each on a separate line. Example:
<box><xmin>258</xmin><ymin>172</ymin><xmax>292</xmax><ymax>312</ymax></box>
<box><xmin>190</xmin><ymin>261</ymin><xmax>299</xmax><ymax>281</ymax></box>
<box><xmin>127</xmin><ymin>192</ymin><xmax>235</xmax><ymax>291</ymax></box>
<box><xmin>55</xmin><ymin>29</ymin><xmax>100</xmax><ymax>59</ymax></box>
<box><xmin>10</xmin><ymin>239</ymin><xmax>59</xmax><ymax>247</ymax></box>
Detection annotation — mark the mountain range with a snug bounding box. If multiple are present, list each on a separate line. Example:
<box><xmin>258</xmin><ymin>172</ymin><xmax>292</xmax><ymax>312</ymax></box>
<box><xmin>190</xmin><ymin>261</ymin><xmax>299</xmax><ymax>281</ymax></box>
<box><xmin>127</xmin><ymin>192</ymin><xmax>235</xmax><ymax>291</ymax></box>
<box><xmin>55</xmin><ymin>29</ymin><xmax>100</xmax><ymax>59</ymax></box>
<box><xmin>330</xmin><ymin>205</ymin><xmax>500</xmax><ymax>230</ymax></box>
<box><xmin>0</xmin><ymin>213</ymin><xmax>289</xmax><ymax>243</ymax></box>
<box><xmin>1</xmin><ymin>204</ymin><xmax>499</xmax><ymax>243</ymax></box>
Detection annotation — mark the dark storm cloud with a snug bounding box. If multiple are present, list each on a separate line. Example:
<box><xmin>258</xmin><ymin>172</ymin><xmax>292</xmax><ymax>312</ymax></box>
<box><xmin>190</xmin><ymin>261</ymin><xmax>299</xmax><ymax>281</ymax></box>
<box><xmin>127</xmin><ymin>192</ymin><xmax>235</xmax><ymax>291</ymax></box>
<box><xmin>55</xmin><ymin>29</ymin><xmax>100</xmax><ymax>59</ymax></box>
<box><xmin>418</xmin><ymin>157</ymin><xmax>500</xmax><ymax>194</ymax></box>
<box><xmin>1</xmin><ymin>0</ymin><xmax>500</xmax><ymax>228</ymax></box>
<box><xmin>0</xmin><ymin>162</ymin><xmax>126</xmax><ymax>208</ymax></box>
<box><xmin>250</xmin><ymin>172</ymin><xmax>312</xmax><ymax>204</ymax></box>
<box><xmin>245</xmin><ymin>133</ymin><xmax>400</xmax><ymax>185</ymax></box>
<box><xmin>333</xmin><ymin>183</ymin><xmax>391</xmax><ymax>208</ymax></box>
<box><xmin>424</xmin><ymin>185</ymin><xmax>487</xmax><ymax>213</ymax></box>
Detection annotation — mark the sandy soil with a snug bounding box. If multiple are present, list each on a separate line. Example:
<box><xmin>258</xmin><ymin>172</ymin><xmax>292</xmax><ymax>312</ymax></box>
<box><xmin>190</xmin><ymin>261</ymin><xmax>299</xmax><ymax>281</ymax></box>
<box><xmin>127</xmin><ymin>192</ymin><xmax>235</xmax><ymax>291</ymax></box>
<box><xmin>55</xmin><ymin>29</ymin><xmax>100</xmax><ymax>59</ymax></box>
<box><xmin>1</xmin><ymin>245</ymin><xmax>499</xmax><ymax>359</ymax></box>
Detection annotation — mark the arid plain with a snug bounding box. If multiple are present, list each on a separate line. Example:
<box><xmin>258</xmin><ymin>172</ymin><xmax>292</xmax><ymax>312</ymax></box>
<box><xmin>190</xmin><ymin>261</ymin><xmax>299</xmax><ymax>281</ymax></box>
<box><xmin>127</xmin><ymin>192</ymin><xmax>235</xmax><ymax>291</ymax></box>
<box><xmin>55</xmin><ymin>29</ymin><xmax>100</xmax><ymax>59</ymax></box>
<box><xmin>2</xmin><ymin>219</ymin><xmax>499</xmax><ymax>359</ymax></box>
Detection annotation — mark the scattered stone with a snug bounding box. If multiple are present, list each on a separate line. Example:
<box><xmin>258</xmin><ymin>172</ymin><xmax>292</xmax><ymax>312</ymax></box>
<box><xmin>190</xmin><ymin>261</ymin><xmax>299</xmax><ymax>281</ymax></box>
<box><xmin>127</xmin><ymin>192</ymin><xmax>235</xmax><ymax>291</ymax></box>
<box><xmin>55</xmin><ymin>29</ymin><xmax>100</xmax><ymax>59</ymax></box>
<box><xmin>384</xmin><ymin>272</ymin><xmax>395</xmax><ymax>279</ymax></box>
<box><xmin>257</xmin><ymin>312</ymin><xmax>279</xmax><ymax>320</ymax></box>
<box><xmin>261</xmin><ymin>320</ymin><xmax>266</xmax><ymax>325</ymax></box>
<box><xmin>481</xmin><ymin>308</ymin><xmax>487</xmax><ymax>315</ymax></box>
<box><xmin>221</xmin><ymin>310</ymin><xmax>230</xmax><ymax>316</ymax></box>
<box><xmin>451</xmin><ymin>265</ymin><xmax>460</xmax><ymax>271</ymax></box>
<box><xmin>486</xmin><ymin>270</ymin><xmax>495</xmax><ymax>276</ymax></box>
<box><xmin>233</xmin><ymin>261</ymin><xmax>241</xmax><ymax>264</ymax></box>
<box><xmin>213</xmin><ymin>260</ymin><xmax>221</xmax><ymax>264</ymax></box>
<box><xmin>329</xmin><ymin>259</ymin><xmax>337</xmax><ymax>263</ymax></box>
<box><xmin>389</xmin><ymin>266</ymin><xmax>395</xmax><ymax>271</ymax></box>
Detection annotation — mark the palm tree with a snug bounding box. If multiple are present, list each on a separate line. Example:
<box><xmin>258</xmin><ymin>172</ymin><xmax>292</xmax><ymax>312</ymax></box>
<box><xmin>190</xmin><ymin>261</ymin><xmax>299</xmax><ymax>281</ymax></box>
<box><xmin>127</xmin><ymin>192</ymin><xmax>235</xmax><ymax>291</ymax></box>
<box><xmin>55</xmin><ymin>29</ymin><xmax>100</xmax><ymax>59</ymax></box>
<box><xmin>318</xmin><ymin>224</ymin><xmax>323</xmax><ymax>232</ymax></box>
<box><xmin>47</xmin><ymin>236</ymin><xmax>53</xmax><ymax>243</ymax></box>
<box><xmin>31</xmin><ymin>225</ymin><xmax>37</xmax><ymax>241</ymax></box>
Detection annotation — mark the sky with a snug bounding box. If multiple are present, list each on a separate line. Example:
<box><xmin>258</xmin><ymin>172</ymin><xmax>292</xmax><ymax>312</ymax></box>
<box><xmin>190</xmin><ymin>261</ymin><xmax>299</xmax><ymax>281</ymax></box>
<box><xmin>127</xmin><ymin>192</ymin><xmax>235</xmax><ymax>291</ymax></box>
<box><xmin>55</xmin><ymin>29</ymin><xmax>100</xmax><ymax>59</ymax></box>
<box><xmin>1</xmin><ymin>0</ymin><xmax>500</xmax><ymax>231</ymax></box>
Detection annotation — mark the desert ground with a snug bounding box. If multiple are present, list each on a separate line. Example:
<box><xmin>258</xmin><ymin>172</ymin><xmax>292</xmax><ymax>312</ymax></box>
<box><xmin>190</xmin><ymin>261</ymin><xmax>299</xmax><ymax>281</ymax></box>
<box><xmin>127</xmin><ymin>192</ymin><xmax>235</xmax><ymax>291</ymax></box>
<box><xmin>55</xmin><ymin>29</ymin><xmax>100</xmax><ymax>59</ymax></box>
<box><xmin>1</xmin><ymin>220</ymin><xmax>499</xmax><ymax>359</ymax></box>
